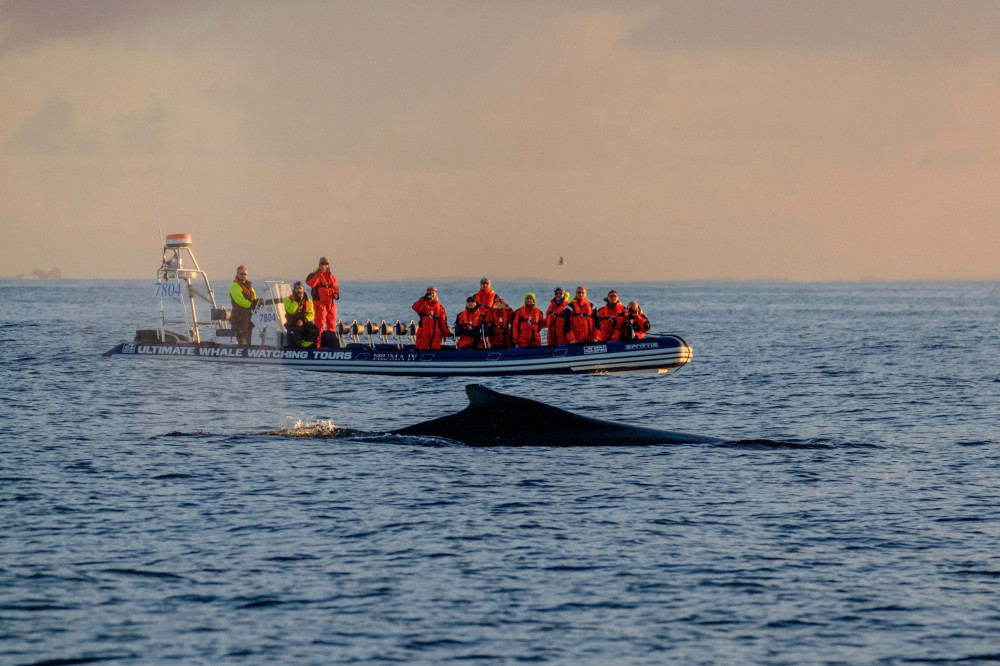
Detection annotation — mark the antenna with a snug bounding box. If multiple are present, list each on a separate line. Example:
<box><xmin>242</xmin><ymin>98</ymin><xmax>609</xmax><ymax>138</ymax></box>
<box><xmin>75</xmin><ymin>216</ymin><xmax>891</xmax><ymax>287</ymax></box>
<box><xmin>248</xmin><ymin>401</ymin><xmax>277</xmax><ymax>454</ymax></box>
<box><xmin>152</xmin><ymin>188</ymin><xmax>164</xmax><ymax>251</ymax></box>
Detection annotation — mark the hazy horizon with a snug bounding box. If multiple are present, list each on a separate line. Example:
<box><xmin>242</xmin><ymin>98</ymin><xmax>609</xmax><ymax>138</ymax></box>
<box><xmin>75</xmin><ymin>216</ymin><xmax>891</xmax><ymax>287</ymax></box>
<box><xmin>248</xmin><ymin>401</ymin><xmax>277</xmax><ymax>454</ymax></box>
<box><xmin>3</xmin><ymin>1</ymin><xmax>999</xmax><ymax>282</ymax></box>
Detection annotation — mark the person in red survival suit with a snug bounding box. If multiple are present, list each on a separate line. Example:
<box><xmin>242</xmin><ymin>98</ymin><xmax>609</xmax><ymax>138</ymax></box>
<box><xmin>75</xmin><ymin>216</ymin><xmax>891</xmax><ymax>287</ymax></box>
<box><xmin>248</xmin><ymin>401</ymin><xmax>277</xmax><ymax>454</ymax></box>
<box><xmin>512</xmin><ymin>293</ymin><xmax>545</xmax><ymax>348</ymax></box>
<box><xmin>621</xmin><ymin>301</ymin><xmax>651</xmax><ymax>340</ymax></box>
<box><xmin>596</xmin><ymin>290</ymin><xmax>627</xmax><ymax>342</ymax></box>
<box><xmin>412</xmin><ymin>286</ymin><xmax>449</xmax><ymax>350</ymax></box>
<box><xmin>565</xmin><ymin>285</ymin><xmax>599</xmax><ymax>344</ymax></box>
<box><xmin>474</xmin><ymin>277</ymin><xmax>497</xmax><ymax>309</ymax></box>
<box><xmin>455</xmin><ymin>296</ymin><xmax>487</xmax><ymax>350</ymax></box>
<box><xmin>485</xmin><ymin>296</ymin><xmax>513</xmax><ymax>349</ymax></box>
<box><xmin>305</xmin><ymin>256</ymin><xmax>339</xmax><ymax>345</ymax></box>
<box><xmin>545</xmin><ymin>286</ymin><xmax>572</xmax><ymax>346</ymax></box>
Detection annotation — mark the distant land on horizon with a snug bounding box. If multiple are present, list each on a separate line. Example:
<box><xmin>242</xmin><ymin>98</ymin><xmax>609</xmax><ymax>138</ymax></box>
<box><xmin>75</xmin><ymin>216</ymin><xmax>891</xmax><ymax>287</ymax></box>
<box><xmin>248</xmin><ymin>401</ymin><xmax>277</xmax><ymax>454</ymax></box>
<box><xmin>12</xmin><ymin>268</ymin><xmax>62</xmax><ymax>280</ymax></box>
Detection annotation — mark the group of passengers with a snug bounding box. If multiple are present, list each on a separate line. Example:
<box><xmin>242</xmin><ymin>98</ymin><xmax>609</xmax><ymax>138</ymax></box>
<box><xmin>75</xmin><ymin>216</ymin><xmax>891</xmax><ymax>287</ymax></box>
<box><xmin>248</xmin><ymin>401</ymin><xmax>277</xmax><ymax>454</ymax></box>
<box><xmin>228</xmin><ymin>257</ymin><xmax>339</xmax><ymax>347</ymax></box>
<box><xmin>411</xmin><ymin>278</ymin><xmax>651</xmax><ymax>351</ymax></box>
<box><xmin>230</xmin><ymin>261</ymin><xmax>649</xmax><ymax>350</ymax></box>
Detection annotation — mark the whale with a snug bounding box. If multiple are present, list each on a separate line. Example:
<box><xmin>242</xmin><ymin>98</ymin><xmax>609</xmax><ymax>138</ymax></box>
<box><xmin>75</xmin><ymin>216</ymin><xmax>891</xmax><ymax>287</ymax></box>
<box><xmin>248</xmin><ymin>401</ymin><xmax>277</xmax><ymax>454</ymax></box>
<box><xmin>391</xmin><ymin>384</ymin><xmax>723</xmax><ymax>447</ymax></box>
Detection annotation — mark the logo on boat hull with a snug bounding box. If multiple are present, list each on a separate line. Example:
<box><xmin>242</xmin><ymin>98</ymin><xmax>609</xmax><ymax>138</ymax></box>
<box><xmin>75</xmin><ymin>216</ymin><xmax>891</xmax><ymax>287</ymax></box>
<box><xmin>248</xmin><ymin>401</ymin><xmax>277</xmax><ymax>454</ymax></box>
<box><xmin>625</xmin><ymin>342</ymin><xmax>658</xmax><ymax>350</ymax></box>
<box><xmin>122</xmin><ymin>343</ymin><xmax>136</xmax><ymax>354</ymax></box>
<box><xmin>583</xmin><ymin>345</ymin><xmax>607</xmax><ymax>354</ymax></box>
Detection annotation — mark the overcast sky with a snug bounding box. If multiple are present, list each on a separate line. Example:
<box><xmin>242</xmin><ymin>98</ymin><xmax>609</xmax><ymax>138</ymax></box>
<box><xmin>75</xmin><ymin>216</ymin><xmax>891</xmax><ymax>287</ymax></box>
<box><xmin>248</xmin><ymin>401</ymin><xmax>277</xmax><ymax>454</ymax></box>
<box><xmin>2</xmin><ymin>0</ymin><xmax>999</xmax><ymax>281</ymax></box>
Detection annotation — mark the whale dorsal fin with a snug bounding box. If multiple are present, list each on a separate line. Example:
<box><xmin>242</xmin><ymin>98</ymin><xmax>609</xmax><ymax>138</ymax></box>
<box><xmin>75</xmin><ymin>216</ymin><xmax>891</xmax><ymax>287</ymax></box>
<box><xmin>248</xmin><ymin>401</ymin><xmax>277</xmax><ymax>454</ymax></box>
<box><xmin>465</xmin><ymin>384</ymin><xmax>511</xmax><ymax>407</ymax></box>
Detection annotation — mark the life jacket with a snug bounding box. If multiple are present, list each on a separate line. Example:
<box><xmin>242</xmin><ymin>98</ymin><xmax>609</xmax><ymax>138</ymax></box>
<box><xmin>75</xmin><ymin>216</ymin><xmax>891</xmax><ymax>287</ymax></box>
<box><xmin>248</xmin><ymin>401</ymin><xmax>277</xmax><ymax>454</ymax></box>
<box><xmin>474</xmin><ymin>288</ymin><xmax>496</xmax><ymax>309</ymax></box>
<box><xmin>283</xmin><ymin>294</ymin><xmax>314</xmax><ymax>326</ymax></box>
<box><xmin>597</xmin><ymin>302</ymin><xmax>626</xmax><ymax>342</ymax></box>
<box><xmin>455</xmin><ymin>307</ymin><xmax>486</xmax><ymax>349</ymax></box>
<box><xmin>621</xmin><ymin>311</ymin><xmax>651</xmax><ymax>340</ymax></box>
<box><xmin>412</xmin><ymin>297</ymin><xmax>448</xmax><ymax>350</ymax></box>
<box><xmin>566</xmin><ymin>298</ymin><xmax>597</xmax><ymax>344</ymax></box>
<box><xmin>305</xmin><ymin>268</ymin><xmax>339</xmax><ymax>305</ymax></box>
<box><xmin>512</xmin><ymin>305</ymin><xmax>544</xmax><ymax>348</ymax></box>
<box><xmin>545</xmin><ymin>297</ymin><xmax>572</xmax><ymax>346</ymax></box>
<box><xmin>229</xmin><ymin>279</ymin><xmax>256</xmax><ymax>310</ymax></box>
<box><xmin>486</xmin><ymin>306</ymin><xmax>512</xmax><ymax>349</ymax></box>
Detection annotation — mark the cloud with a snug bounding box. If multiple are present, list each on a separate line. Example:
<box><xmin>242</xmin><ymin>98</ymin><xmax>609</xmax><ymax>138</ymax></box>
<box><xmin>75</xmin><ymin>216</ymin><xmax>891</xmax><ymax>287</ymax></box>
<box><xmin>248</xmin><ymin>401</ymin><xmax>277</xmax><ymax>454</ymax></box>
<box><xmin>4</xmin><ymin>96</ymin><xmax>101</xmax><ymax>154</ymax></box>
<box><xmin>0</xmin><ymin>0</ymin><xmax>216</xmax><ymax>51</ymax></box>
<box><xmin>628</xmin><ymin>0</ymin><xmax>1000</xmax><ymax>60</ymax></box>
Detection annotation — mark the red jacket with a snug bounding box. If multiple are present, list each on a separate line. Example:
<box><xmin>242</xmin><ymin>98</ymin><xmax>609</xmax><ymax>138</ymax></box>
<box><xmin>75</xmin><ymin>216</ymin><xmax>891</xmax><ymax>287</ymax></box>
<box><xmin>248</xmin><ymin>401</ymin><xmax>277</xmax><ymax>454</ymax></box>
<box><xmin>412</xmin><ymin>297</ymin><xmax>448</xmax><ymax>350</ymax></box>
<box><xmin>621</xmin><ymin>311</ymin><xmax>651</xmax><ymax>340</ymax></box>
<box><xmin>455</xmin><ymin>307</ymin><xmax>486</xmax><ymax>349</ymax></box>
<box><xmin>566</xmin><ymin>298</ymin><xmax>598</xmax><ymax>344</ymax></box>
<box><xmin>305</xmin><ymin>268</ymin><xmax>339</xmax><ymax>305</ymax></box>
<box><xmin>512</xmin><ymin>305</ymin><xmax>544</xmax><ymax>348</ymax></box>
<box><xmin>545</xmin><ymin>298</ymin><xmax>571</xmax><ymax>346</ymax></box>
<box><xmin>485</xmin><ymin>306</ymin><xmax>512</xmax><ymax>349</ymax></box>
<box><xmin>597</xmin><ymin>302</ymin><xmax>626</xmax><ymax>342</ymax></box>
<box><xmin>474</xmin><ymin>288</ymin><xmax>497</xmax><ymax>309</ymax></box>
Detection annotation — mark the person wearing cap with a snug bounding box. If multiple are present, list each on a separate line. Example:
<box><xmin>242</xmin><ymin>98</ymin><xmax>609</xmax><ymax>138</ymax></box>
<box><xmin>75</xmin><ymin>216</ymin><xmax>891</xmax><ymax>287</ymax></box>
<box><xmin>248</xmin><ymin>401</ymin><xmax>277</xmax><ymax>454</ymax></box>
<box><xmin>474</xmin><ymin>277</ymin><xmax>497</xmax><ymax>309</ymax></box>
<box><xmin>412</xmin><ymin>286</ymin><xmax>449</xmax><ymax>350</ymax></box>
<box><xmin>545</xmin><ymin>286</ymin><xmax>572</xmax><ymax>346</ymax></box>
<box><xmin>305</xmin><ymin>256</ymin><xmax>339</xmax><ymax>346</ymax></box>
<box><xmin>621</xmin><ymin>301</ymin><xmax>651</xmax><ymax>341</ymax></box>
<box><xmin>455</xmin><ymin>296</ymin><xmax>487</xmax><ymax>350</ymax></box>
<box><xmin>283</xmin><ymin>281</ymin><xmax>318</xmax><ymax>347</ymax></box>
<box><xmin>228</xmin><ymin>265</ymin><xmax>257</xmax><ymax>346</ymax></box>
<box><xmin>485</xmin><ymin>296</ymin><xmax>513</xmax><ymax>349</ymax></box>
<box><xmin>597</xmin><ymin>290</ymin><xmax>627</xmax><ymax>342</ymax></box>
<box><xmin>565</xmin><ymin>285</ymin><xmax>599</xmax><ymax>344</ymax></box>
<box><xmin>512</xmin><ymin>293</ymin><xmax>544</xmax><ymax>348</ymax></box>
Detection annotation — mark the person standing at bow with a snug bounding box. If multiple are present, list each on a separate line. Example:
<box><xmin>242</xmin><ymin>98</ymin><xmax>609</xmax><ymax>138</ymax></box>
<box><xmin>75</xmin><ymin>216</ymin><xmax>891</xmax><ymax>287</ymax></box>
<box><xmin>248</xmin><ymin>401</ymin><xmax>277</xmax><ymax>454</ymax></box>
<box><xmin>512</xmin><ymin>293</ymin><xmax>544</xmax><ymax>348</ymax></box>
<box><xmin>412</xmin><ymin>286</ymin><xmax>449</xmax><ymax>350</ymax></box>
<box><xmin>228</xmin><ymin>265</ymin><xmax>257</xmax><ymax>346</ymax></box>
<box><xmin>545</xmin><ymin>286</ymin><xmax>572</xmax><ymax>346</ymax></box>
<box><xmin>565</xmin><ymin>285</ymin><xmax>599</xmax><ymax>344</ymax></box>
<box><xmin>305</xmin><ymin>256</ymin><xmax>339</xmax><ymax>346</ymax></box>
<box><xmin>596</xmin><ymin>290</ymin><xmax>627</xmax><ymax>342</ymax></box>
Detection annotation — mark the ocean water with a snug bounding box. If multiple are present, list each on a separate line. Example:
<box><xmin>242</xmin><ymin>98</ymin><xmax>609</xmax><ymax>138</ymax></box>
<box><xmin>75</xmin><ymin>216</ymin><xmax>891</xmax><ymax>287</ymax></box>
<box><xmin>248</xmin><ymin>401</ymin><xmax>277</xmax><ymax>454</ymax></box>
<box><xmin>2</xmin><ymin>279</ymin><xmax>999</xmax><ymax>665</ymax></box>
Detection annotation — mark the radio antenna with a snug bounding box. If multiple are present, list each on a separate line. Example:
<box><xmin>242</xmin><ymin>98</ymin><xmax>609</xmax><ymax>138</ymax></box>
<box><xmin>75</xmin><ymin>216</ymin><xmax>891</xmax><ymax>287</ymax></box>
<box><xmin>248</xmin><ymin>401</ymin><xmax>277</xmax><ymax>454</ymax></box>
<box><xmin>152</xmin><ymin>188</ymin><xmax>164</xmax><ymax>251</ymax></box>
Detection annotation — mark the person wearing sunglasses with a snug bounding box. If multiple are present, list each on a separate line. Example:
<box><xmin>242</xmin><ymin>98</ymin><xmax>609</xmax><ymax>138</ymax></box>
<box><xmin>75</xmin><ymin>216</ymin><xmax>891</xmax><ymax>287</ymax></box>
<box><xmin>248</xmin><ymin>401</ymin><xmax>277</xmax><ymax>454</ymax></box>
<box><xmin>545</xmin><ymin>286</ymin><xmax>572</xmax><ymax>346</ymax></box>
<box><xmin>228</xmin><ymin>265</ymin><xmax>258</xmax><ymax>346</ymax></box>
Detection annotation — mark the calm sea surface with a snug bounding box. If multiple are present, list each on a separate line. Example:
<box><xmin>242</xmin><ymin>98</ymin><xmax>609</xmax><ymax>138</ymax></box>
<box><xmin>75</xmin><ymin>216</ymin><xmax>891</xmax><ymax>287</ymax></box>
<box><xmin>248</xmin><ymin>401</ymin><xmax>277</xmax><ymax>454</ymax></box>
<box><xmin>2</xmin><ymin>280</ymin><xmax>999</xmax><ymax>664</ymax></box>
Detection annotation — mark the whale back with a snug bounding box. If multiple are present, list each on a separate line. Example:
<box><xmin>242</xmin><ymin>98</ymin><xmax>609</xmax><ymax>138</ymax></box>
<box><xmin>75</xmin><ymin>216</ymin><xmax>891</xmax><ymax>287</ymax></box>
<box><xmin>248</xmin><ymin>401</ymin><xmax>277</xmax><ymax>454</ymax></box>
<box><xmin>391</xmin><ymin>384</ymin><xmax>722</xmax><ymax>447</ymax></box>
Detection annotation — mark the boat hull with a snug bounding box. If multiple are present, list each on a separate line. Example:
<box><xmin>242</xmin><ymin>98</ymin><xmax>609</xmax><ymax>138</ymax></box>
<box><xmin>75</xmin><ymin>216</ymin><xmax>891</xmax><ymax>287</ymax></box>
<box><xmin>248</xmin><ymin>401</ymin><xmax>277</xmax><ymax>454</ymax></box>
<box><xmin>104</xmin><ymin>336</ymin><xmax>692</xmax><ymax>376</ymax></box>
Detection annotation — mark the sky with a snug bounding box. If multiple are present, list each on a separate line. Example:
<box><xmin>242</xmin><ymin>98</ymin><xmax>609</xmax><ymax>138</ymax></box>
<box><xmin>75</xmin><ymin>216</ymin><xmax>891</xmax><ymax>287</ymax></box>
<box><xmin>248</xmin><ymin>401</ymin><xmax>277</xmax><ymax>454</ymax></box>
<box><xmin>2</xmin><ymin>0</ymin><xmax>999</xmax><ymax>281</ymax></box>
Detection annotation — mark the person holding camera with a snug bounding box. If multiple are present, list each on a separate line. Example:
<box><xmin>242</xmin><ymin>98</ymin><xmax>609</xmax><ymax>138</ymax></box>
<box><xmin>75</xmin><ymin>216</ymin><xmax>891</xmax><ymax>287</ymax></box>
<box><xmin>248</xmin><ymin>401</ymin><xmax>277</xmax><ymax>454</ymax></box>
<box><xmin>512</xmin><ymin>293</ymin><xmax>544</xmax><ymax>348</ymax></box>
<box><xmin>412</xmin><ymin>286</ymin><xmax>450</xmax><ymax>350</ymax></box>
<box><xmin>283</xmin><ymin>281</ymin><xmax>318</xmax><ymax>348</ymax></box>
<box><xmin>455</xmin><ymin>296</ymin><xmax>487</xmax><ymax>349</ymax></box>
<box><xmin>305</xmin><ymin>256</ymin><xmax>339</xmax><ymax>343</ymax></box>
<box><xmin>228</xmin><ymin>265</ymin><xmax>257</xmax><ymax>346</ymax></box>
<box><xmin>621</xmin><ymin>301</ymin><xmax>651</xmax><ymax>341</ymax></box>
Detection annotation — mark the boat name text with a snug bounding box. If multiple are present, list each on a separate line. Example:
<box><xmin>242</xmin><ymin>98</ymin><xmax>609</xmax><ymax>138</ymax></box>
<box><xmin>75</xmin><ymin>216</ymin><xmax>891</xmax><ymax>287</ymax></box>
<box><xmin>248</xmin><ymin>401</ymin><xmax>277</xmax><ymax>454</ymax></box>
<box><xmin>583</xmin><ymin>345</ymin><xmax>608</xmax><ymax>355</ymax></box>
<box><xmin>624</xmin><ymin>342</ymin><xmax>658</xmax><ymax>350</ymax></box>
